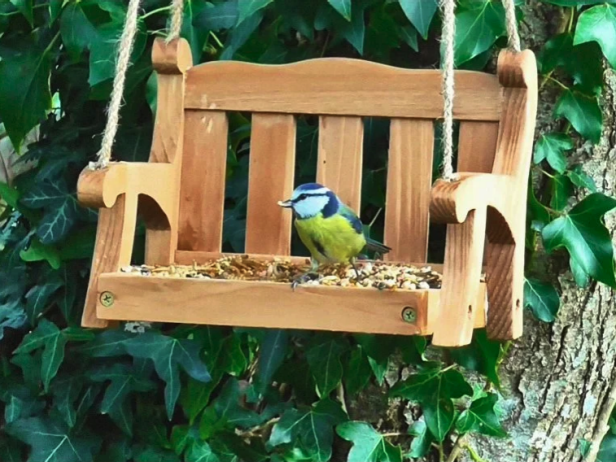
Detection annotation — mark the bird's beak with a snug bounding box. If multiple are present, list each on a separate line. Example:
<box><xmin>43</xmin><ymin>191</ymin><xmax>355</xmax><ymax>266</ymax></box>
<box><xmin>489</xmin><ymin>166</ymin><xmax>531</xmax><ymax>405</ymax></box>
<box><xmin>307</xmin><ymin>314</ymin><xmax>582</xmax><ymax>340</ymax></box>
<box><xmin>277</xmin><ymin>199</ymin><xmax>293</xmax><ymax>208</ymax></box>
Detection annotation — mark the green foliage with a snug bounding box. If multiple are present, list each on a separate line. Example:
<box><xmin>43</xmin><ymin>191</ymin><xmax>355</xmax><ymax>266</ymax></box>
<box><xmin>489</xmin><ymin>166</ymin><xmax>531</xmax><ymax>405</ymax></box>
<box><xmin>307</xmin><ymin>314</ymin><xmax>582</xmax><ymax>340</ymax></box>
<box><xmin>337</xmin><ymin>421</ymin><xmax>402</xmax><ymax>462</ymax></box>
<box><xmin>0</xmin><ymin>0</ymin><xmax>614</xmax><ymax>461</ymax></box>
<box><xmin>524</xmin><ymin>278</ymin><xmax>561</xmax><ymax>322</ymax></box>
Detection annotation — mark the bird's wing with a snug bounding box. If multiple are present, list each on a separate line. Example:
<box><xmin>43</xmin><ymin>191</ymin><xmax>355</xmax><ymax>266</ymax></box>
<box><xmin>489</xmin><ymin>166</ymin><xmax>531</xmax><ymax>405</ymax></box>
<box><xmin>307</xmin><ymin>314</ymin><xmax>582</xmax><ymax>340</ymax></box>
<box><xmin>338</xmin><ymin>203</ymin><xmax>363</xmax><ymax>234</ymax></box>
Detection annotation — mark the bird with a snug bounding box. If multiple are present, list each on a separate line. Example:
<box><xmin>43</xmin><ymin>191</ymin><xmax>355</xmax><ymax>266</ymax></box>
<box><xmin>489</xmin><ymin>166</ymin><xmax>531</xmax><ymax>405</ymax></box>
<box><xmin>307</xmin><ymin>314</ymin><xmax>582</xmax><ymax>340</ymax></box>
<box><xmin>277</xmin><ymin>182</ymin><xmax>392</xmax><ymax>288</ymax></box>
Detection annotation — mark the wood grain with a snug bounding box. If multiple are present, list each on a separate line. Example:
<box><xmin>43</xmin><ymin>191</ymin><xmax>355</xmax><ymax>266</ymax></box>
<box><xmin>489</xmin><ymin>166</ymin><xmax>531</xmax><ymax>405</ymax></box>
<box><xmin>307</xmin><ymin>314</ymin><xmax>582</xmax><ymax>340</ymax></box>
<box><xmin>185</xmin><ymin>59</ymin><xmax>503</xmax><ymax>120</ymax></box>
<box><xmin>81</xmin><ymin>195</ymin><xmax>136</xmax><ymax>328</ymax></box>
<box><xmin>145</xmin><ymin>38</ymin><xmax>192</xmax><ymax>265</ymax></box>
<box><xmin>385</xmin><ymin>119</ymin><xmax>434</xmax><ymax>263</ymax></box>
<box><xmin>97</xmin><ymin>273</ymin><xmax>487</xmax><ymax>335</ymax></box>
<box><xmin>178</xmin><ymin>110</ymin><xmax>228</xmax><ymax>251</ymax></box>
<box><xmin>457</xmin><ymin>121</ymin><xmax>499</xmax><ymax>173</ymax></box>
<box><xmin>245</xmin><ymin>114</ymin><xmax>296</xmax><ymax>255</ymax></box>
<box><xmin>316</xmin><ymin>116</ymin><xmax>363</xmax><ymax>211</ymax></box>
<box><xmin>484</xmin><ymin>50</ymin><xmax>538</xmax><ymax>340</ymax></box>
<box><xmin>432</xmin><ymin>209</ymin><xmax>487</xmax><ymax>346</ymax></box>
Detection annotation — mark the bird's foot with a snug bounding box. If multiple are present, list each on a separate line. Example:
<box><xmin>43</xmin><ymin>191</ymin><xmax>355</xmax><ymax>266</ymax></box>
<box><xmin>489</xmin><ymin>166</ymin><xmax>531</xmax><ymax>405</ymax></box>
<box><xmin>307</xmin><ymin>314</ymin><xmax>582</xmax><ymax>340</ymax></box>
<box><xmin>291</xmin><ymin>272</ymin><xmax>318</xmax><ymax>291</ymax></box>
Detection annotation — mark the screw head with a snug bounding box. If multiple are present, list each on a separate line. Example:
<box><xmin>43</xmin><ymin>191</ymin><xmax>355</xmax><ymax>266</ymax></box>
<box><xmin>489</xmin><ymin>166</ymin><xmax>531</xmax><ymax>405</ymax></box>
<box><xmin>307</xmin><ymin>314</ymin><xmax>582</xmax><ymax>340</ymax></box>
<box><xmin>100</xmin><ymin>291</ymin><xmax>115</xmax><ymax>307</ymax></box>
<box><xmin>401</xmin><ymin>306</ymin><xmax>416</xmax><ymax>323</ymax></box>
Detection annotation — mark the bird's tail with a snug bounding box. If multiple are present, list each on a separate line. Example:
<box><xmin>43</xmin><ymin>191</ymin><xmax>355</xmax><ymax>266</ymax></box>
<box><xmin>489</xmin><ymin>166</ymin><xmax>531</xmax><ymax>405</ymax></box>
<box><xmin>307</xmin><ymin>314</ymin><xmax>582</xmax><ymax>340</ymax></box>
<box><xmin>365</xmin><ymin>237</ymin><xmax>392</xmax><ymax>255</ymax></box>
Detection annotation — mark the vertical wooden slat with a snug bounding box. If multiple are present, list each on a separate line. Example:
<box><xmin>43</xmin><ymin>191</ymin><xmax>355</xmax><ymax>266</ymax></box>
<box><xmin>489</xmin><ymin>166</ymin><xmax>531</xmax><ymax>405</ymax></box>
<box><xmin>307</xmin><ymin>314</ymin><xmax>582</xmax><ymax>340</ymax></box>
<box><xmin>432</xmin><ymin>209</ymin><xmax>487</xmax><ymax>346</ymax></box>
<box><xmin>316</xmin><ymin>116</ymin><xmax>363</xmax><ymax>211</ymax></box>
<box><xmin>384</xmin><ymin>119</ymin><xmax>434</xmax><ymax>262</ymax></box>
<box><xmin>82</xmin><ymin>194</ymin><xmax>137</xmax><ymax>328</ymax></box>
<box><xmin>178</xmin><ymin>110</ymin><xmax>228</xmax><ymax>251</ymax></box>
<box><xmin>457</xmin><ymin>121</ymin><xmax>499</xmax><ymax>173</ymax></box>
<box><xmin>245</xmin><ymin>114</ymin><xmax>296</xmax><ymax>255</ymax></box>
<box><xmin>144</xmin><ymin>39</ymin><xmax>192</xmax><ymax>266</ymax></box>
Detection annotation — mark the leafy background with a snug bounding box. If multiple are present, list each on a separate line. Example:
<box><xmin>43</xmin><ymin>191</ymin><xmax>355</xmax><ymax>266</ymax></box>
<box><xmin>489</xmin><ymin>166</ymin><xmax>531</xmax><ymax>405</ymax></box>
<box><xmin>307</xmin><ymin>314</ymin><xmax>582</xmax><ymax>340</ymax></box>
<box><xmin>1</xmin><ymin>0</ymin><xmax>616</xmax><ymax>461</ymax></box>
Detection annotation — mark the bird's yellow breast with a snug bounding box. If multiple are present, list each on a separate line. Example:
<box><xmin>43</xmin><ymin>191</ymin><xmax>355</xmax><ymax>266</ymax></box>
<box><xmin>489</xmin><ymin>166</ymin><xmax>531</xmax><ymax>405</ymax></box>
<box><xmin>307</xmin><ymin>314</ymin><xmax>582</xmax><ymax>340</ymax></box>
<box><xmin>294</xmin><ymin>214</ymin><xmax>366</xmax><ymax>264</ymax></box>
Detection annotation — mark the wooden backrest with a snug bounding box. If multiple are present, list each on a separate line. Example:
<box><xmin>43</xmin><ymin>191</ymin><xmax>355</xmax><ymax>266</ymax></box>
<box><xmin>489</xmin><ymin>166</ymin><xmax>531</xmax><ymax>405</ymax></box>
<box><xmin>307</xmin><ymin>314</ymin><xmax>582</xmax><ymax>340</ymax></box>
<box><xmin>176</xmin><ymin>58</ymin><xmax>504</xmax><ymax>263</ymax></box>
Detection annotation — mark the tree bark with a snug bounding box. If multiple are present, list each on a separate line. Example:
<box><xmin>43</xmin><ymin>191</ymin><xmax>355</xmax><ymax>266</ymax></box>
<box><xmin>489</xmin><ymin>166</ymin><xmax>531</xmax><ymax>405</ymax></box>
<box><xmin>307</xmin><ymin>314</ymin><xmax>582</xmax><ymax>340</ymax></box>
<box><xmin>466</xmin><ymin>2</ymin><xmax>616</xmax><ymax>461</ymax></box>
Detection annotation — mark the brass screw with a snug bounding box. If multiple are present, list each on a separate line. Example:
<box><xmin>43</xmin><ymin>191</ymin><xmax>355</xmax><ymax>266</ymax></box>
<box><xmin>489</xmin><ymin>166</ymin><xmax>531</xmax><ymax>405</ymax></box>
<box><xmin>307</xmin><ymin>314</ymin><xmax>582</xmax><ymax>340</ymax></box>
<box><xmin>401</xmin><ymin>306</ymin><xmax>416</xmax><ymax>323</ymax></box>
<box><xmin>100</xmin><ymin>291</ymin><xmax>115</xmax><ymax>307</ymax></box>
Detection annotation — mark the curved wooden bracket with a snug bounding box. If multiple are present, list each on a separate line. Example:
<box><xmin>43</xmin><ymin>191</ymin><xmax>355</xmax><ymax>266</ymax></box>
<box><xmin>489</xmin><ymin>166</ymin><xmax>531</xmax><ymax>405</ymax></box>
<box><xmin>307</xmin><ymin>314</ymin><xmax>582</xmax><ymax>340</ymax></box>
<box><xmin>431</xmin><ymin>49</ymin><xmax>537</xmax><ymax>347</ymax></box>
<box><xmin>79</xmin><ymin>37</ymin><xmax>192</xmax><ymax>329</ymax></box>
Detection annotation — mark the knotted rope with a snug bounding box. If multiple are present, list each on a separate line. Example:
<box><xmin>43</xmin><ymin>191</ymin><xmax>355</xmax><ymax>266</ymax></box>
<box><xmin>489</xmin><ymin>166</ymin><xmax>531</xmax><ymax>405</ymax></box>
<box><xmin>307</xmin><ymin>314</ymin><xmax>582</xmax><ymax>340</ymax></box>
<box><xmin>439</xmin><ymin>0</ymin><xmax>522</xmax><ymax>182</ymax></box>
<box><xmin>91</xmin><ymin>0</ymin><xmax>185</xmax><ymax>170</ymax></box>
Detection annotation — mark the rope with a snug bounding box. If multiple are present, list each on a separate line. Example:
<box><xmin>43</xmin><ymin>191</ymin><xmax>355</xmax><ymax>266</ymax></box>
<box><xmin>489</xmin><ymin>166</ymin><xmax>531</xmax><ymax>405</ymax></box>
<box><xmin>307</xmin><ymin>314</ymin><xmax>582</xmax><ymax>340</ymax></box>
<box><xmin>503</xmin><ymin>0</ymin><xmax>521</xmax><ymax>52</ymax></box>
<box><xmin>91</xmin><ymin>0</ymin><xmax>186</xmax><ymax>170</ymax></box>
<box><xmin>91</xmin><ymin>0</ymin><xmax>143</xmax><ymax>170</ymax></box>
<box><xmin>439</xmin><ymin>0</ymin><xmax>456</xmax><ymax>182</ymax></box>
<box><xmin>438</xmin><ymin>0</ymin><xmax>521</xmax><ymax>182</ymax></box>
<box><xmin>166</xmin><ymin>0</ymin><xmax>185</xmax><ymax>43</ymax></box>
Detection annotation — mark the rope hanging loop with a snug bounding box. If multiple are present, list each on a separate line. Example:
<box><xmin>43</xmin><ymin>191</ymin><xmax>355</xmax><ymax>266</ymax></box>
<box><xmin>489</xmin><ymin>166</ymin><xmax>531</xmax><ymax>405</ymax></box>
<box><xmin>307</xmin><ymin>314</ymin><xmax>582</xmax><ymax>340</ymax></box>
<box><xmin>437</xmin><ymin>0</ymin><xmax>522</xmax><ymax>183</ymax></box>
<box><xmin>91</xmin><ymin>0</ymin><xmax>186</xmax><ymax>170</ymax></box>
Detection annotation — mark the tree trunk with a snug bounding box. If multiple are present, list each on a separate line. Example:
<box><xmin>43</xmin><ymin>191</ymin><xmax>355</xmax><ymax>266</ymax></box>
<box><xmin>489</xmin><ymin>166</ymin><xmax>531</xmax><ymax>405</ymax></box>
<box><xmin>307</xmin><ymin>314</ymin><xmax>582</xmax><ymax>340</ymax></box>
<box><xmin>466</xmin><ymin>2</ymin><xmax>616</xmax><ymax>461</ymax></box>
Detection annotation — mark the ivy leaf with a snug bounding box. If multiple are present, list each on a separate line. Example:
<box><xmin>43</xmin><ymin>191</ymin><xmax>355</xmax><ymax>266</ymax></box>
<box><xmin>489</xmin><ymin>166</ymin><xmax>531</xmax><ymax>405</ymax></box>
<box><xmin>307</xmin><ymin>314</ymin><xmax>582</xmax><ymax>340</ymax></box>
<box><xmin>256</xmin><ymin>329</ymin><xmax>288</xmax><ymax>393</ymax></box>
<box><xmin>523</xmin><ymin>278</ymin><xmax>560</xmax><ymax>322</ymax></box>
<box><xmin>345</xmin><ymin>346</ymin><xmax>372</xmax><ymax>396</ymax></box>
<box><xmin>88</xmin><ymin>363</ymin><xmax>156</xmax><ymax>415</ymax></box>
<box><xmin>534</xmin><ymin>133</ymin><xmax>573</xmax><ymax>174</ymax></box>
<box><xmin>50</xmin><ymin>375</ymin><xmax>83</xmax><ymax>428</ymax></box>
<box><xmin>78</xmin><ymin>329</ymin><xmax>133</xmax><ymax>357</ymax></box>
<box><xmin>389</xmin><ymin>368</ymin><xmax>440</xmax><ymax>401</ymax></box>
<box><xmin>89</xmin><ymin>22</ymin><xmax>147</xmax><ymax>87</ymax></box>
<box><xmin>194</xmin><ymin>0</ymin><xmax>238</xmax><ymax>30</ymax></box>
<box><xmin>454</xmin><ymin>1</ymin><xmax>506</xmax><ymax>66</ymax></box>
<box><xmin>306</xmin><ymin>335</ymin><xmax>348</xmax><ymax>397</ymax></box>
<box><xmin>238</xmin><ymin>0</ymin><xmax>274</xmax><ymax>25</ymax></box>
<box><xmin>540</xmin><ymin>34</ymin><xmax>603</xmax><ymax>95</ymax></box>
<box><xmin>220</xmin><ymin>333</ymin><xmax>248</xmax><ymax>376</ymax></box>
<box><xmin>398</xmin><ymin>0</ymin><xmax>437</xmax><ymax>39</ymax></box>
<box><xmin>574</xmin><ymin>5</ymin><xmax>616</xmax><ymax>69</ymax></box>
<box><xmin>124</xmin><ymin>332</ymin><xmax>211</xmax><ymax>420</ymax></box>
<box><xmin>0</xmin><ymin>437</ymin><xmax>21</xmax><ymax>462</ymax></box>
<box><xmin>220</xmin><ymin>9</ymin><xmax>264</xmax><ymax>60</ymax></box>
<box><xmin>554</xmin><ymin>90</ymin><xmax>603</xmax><ymax>144</ymax></box>
<box><xmin>0</xmin><ymin>182</ymin><xmax>20</xmax><ymax>209</ymax></box>
<box><xmin>407</xmin><ymin>420</ymin><xmax>434</xmax><ymax>458</ymax></box>
<box><xmin>10</xmin><ymin>0</ymin><xmax>33</xmax><ymax>26</ymax></box>
<box><xmin>336</xmin><ymin>421</ymin><xmax>402</xmax><ymax>462</ymax></box>
<box><xmin>391</xmin><ymin>368</ymin><xmax>471</xmax><ymax>441</ymax></box>
<box><xmin>542</xmin><ymin>193</ymin><xmax>616</xmax><ymax>288</ymax></box>
<box><xmin>423</xmin><ymin>397</ymin><xmax>455</xmax><ymax>443</ymax></box>
<box><xmin>21</xmin><ymin>181</ymin><xmax>69</xmax><ymax>209</ymax></box>
<box><xmin>338</xmin><ymin>0</ymin><xmax>367</xmax><ymax>54</ymax></box>
<box><xmin>269</xmin><ymin>399</ymin><xmax>347</xmax><ymax>462</ymax></box>
<box><xmin>550</xmin><ymin>174</ymin><xmax>574</xmax><ymax>211</ymax></box>
<box><xmin>571</xmin><ymin>257</ymin><xmax>590</xmax><ymax>287</ymax></box>
<box><xmin>186</xmin><ymin>440</ymin><xmax>220</xmax><ymax>462</ymax></box>
<box><xmin>456</xmin><ymin>393</ymin><xmax>507</xmax><ymax>437</ymax></box>
<box><xmin>212</xmin><ymin>379</ymin><xmax>262</xmax><ymax>428</ymax></box>
<box><xmin>6</xmin><ymin>417</ymin><xmax>100</xmax><ymax>462</ymax></box>
<box><xmin>567</xmin><ymin>165</ymin><xmax>598</xmax><ymax>192</ymax></box>
<box><xmin>328</xmin><ymin>0</ymin><xmax>351</xmax><ymax>21</ymax></box>
<box><xmin>20</xmin><ymin>238</ymin><xmax>61</xmax><ymax>270</ymax></box>
<box><xmin>60</xmin><ymin>3</ymin><xmax>99</xmax><ymax>61</ymax></box>
<box><xmin>448</xmin><ymin>329</ymin><xmax>502</xmax><ymax>388</ymax></box>
<box><xmin>24</xmin><ymin>280</ymin><xmax>63</xmax><ymax>325</ymax></box>
<box><xmin>0</xmin><ymin>40</ymin><xmax>52</xmax><ymax>149</ymax></box>
<box><xmin>599</xmin><ymin>434</ymin><xmax>616</xmax><ymax>462</ymax></box>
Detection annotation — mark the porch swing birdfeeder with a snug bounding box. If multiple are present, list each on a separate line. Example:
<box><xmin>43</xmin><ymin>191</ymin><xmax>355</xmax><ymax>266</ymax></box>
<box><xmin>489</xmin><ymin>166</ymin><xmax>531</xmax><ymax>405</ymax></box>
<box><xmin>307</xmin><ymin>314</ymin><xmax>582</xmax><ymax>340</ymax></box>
<box><xmin>77</xmin><ymin>0</ymin><xmax>537</xmax><ymax>347</ymax></box>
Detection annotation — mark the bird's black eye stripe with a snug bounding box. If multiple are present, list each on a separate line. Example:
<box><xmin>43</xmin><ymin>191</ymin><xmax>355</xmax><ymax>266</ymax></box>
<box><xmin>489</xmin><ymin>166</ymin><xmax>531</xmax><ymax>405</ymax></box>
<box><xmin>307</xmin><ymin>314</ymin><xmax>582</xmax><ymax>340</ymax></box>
<box><xmin>294</xmin><ymin>193</ymin><xmax>309</xmax><ymax>202</ymax></box>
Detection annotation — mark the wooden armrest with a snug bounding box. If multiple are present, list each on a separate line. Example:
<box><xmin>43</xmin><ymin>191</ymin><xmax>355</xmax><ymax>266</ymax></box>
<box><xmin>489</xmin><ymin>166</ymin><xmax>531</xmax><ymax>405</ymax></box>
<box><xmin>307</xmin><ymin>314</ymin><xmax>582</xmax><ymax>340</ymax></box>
<box><xmin>77</xmin><ymin>161</ymin><xmax>176</xmax><ymax>212</ymax></box>
<box><xmin>430</xmin><ymin>172</ymin><xmax>516</xmax><ymax>224</ymax></box>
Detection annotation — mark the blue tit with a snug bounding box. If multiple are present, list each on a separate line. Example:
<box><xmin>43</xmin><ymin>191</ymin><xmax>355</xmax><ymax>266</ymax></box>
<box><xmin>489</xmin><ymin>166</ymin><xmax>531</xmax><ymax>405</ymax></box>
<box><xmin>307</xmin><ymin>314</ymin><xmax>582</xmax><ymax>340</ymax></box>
<box><xmin>277</xmin><ymin>182</ymin><xmax>391</xmax><ymax>287</ymax></box>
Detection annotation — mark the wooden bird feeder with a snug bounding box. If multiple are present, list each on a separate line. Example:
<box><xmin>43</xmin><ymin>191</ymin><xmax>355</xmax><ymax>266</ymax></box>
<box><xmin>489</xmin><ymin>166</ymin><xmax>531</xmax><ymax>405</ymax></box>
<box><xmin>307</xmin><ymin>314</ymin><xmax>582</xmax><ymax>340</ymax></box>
<box><xmin>77</xmin><ymin>37</ymin><xmax>537</xmax><ymax>347</ymax></box>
